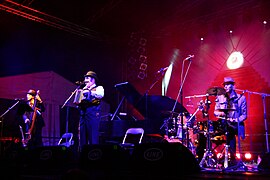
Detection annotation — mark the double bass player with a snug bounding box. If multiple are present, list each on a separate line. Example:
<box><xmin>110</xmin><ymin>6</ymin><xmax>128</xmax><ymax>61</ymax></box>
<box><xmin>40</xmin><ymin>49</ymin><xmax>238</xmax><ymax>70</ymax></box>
<box><xmin>17</xmin><ymin>89</ymin><xmax>45</xmax><ymax>147</ymax></box>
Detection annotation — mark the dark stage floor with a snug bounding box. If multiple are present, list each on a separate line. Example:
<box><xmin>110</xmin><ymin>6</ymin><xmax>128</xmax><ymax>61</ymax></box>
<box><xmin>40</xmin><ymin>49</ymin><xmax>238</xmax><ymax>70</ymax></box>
<box><xmin>1</xmin><ymin>141</ymin><xmax>270</xmax><ymax>180</ymax></box>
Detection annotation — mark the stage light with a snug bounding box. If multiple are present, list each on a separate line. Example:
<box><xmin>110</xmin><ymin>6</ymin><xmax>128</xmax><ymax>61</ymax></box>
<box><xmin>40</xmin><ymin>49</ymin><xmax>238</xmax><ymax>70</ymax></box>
<box><xmin>139</xmin><ymin>55</ymin><xmax>147</xmax><ymax>62</ymax></box>
<box><xmin>216</xmin><ymin>153</ymin><xmax>223</xmax><ymax>159</ymax></box>
<box><xmin>139</xmin><ymin>63</ymin><xmax>147</xmax><ymax>71</ymax></box>
<box><xmin>236</xmin><ymin>152</ymin><xmax>240</xmax><ymax>159</ymax></box>
<box><xmin>244</xmin><ymin>152</ymin><xmax>252</xmax><ymax>160</ymax></box>
<box><xmin>226</xmin><ymin>51</ymin><xmax>244</xmax><ymax>69</ymax></box>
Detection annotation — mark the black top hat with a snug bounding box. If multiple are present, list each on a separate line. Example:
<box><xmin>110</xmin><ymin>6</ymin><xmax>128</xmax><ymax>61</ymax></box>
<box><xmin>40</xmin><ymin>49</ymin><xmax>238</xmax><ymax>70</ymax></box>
<box><xmin>27</xmin><ymin>89</ymin><xmax>36</xmax><ymax>96</ymax></box>
<box><xmin>222</xmin><ymin>77</ymin><xmax>235</xmax><ymax>86</ymax></box>
<box><xmin>84</xmin><ymin>71</ymin><xmax>98</xmax><ymax>81</ymax></box>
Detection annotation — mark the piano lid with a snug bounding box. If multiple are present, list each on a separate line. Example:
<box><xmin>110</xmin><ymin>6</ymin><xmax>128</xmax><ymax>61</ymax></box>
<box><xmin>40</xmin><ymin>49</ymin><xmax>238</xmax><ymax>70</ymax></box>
<box><xmin>115</xmin><ymin>82</ymin><xmax>142</xmax><ymax>106</ymax></box>
<box><xmin>115</xmin><ymin>82</ymin><xmax>189</xmax><ymax>118</ymax></box>
<box><xmin>135</xmin><ymin>95</ymin><xmax>189</xmax><ymax>118</ymax></box>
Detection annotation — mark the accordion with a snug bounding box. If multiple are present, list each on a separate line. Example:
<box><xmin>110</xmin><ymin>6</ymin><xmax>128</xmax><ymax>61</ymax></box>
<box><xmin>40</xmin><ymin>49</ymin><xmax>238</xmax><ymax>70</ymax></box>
<box><xmin>73</xmin><ymin>89</ymin><xmax>101</xmax><ymax>109</ymax></box>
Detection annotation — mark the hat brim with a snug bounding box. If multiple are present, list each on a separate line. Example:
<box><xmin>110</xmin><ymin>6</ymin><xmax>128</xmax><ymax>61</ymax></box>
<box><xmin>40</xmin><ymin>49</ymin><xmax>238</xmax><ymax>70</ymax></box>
<box><xmin>222</xmin><ymin>81</ymin><xmax>235</xmax><ymax>86</ymax></box>
<box><xmin>84</xmin><ymin>75</ymin><xmax>98</xmax><ymax>81</ymax></box>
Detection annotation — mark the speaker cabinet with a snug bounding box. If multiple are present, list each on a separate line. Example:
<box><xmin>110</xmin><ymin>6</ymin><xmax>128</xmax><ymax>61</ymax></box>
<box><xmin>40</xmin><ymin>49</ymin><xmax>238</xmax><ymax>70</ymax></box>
<box><xmin>79</xmin><ymin>144</ymin><xmax>130</xmax><ymax>171</ymax></box>
<box><xmin>18</xmin><ymin>146</ymin><xmax>73</xmax><ymax>172</ymax></box>
<box><xmin>130</xmin><ymin>142</ymin><xmax>201</xmax><ymax>175</ymax></box>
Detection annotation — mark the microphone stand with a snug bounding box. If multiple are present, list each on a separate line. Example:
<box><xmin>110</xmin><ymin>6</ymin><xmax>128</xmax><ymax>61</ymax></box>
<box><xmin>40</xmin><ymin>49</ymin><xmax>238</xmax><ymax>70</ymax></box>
<box><xmin>171</xmin><ymin>56</ymin><xmax>192</xmax><ymax>146</ymax></box>
<box><xmin>236</xmin><ymin>89</ymin><xmax>270</xmax><ymax>153</ymax></box>
<box><xmin>61</xmin><ymin>85</ymin><xmax>81</xmax><ymax>147</ymax></box>
<box><xmin>144</xmin><ymin>70</ymin><xmax>164</xmax><ymax>134</ymax></box>
<box><xmin>0</xmin><ymin>99</ymin><xmax>21</xmax><ymax>156</ymax></box>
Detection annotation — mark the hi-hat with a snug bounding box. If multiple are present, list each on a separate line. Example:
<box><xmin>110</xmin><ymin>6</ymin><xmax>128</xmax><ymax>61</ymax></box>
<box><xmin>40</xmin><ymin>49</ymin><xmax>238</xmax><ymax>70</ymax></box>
<box><xmin>207</xmin><ymin>86</ymin><xmax>226</xmax><ymax>96</ymax></box>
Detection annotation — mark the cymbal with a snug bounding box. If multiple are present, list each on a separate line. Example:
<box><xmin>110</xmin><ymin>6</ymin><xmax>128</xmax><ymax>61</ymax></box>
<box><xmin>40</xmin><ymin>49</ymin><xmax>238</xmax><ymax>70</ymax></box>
<box><xmin>207</xmin><ymin>86</ymin><xmax>226</xmax><ymax>96</ymax></box>
<box><xmin>161</xmin><ymin>111</ymin><xmax>179</xmax><ymax>117</ymax></box>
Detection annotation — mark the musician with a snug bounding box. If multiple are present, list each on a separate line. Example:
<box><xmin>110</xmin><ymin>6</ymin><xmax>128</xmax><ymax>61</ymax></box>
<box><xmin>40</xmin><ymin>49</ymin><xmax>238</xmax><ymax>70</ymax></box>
<box><xmin>17</xmin><ymin>89</ymin><xmax>45</xmax><ymax>147</ymax></box>
<box><xmin>73</xmin><ymin>71</ymin><xmax>104</xmax><ymax>150</ymax></box>
<box><xmin>214</xmin><ymin>77</ymin><xmax>247</xmax><ymax>165</ymax></box>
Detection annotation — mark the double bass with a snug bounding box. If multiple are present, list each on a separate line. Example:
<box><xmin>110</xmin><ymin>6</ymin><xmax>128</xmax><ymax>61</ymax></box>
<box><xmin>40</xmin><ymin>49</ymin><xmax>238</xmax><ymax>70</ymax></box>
<box><xmin>22</xmin><ymin>90</ymin><xmax>41</xmax><ymax>147</ymax></box>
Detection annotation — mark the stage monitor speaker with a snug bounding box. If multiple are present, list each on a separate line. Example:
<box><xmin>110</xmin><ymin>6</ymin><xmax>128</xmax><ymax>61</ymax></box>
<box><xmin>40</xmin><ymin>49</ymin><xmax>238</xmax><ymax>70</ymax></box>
<box><xmin>130</xmin><ymin>142</ymin><xmax>201</xmax><ymax>176</ymax></box>
<box><xmin>79</xmin><ymin>144</ymin><xmax>130</xmax><ymax>171</ymax></box>
<box><xmin>18</xmin><ymin>146</ymin><xmax>73</xmax><ymax>171</ymax></box>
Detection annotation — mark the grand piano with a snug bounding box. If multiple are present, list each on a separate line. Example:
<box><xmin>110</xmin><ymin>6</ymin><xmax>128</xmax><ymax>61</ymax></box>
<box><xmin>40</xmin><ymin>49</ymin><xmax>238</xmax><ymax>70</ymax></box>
<box><xmin>115</xmin><ymin>82</ymin><xmax>189</xmax><ymax>135</ymax></box>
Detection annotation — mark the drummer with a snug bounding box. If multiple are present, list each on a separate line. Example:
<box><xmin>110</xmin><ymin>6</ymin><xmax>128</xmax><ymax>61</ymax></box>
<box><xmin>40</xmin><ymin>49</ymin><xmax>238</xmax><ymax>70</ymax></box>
<box><xmin>213</xmin><ymin>77</ymin><xmax>247</xmax><ymax>165</ymax></box>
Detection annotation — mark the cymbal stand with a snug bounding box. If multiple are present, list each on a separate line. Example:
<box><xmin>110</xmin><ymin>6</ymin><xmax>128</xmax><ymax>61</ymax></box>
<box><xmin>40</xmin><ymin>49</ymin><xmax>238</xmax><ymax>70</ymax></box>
<box><xmin>199</xmin><ymin>95</ymin><xmax>219</xmax><ymax>168</ymax></box>
<box><xmin>223</xmin><ymin>112</ymin><xmax>229</xmax><ymax>169</ymax></box>
<box><xmin>160</xmin><ymin>117</ymin><xmax>170</xmax><ymax>138</ymax></box>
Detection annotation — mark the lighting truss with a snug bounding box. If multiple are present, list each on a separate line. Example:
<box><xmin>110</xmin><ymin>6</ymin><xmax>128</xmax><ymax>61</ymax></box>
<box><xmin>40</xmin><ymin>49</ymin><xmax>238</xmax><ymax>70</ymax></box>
<box><xmin>0</xmin><ymin>0</ymin><xmax>101</xmax><ymax>40</ymax></box>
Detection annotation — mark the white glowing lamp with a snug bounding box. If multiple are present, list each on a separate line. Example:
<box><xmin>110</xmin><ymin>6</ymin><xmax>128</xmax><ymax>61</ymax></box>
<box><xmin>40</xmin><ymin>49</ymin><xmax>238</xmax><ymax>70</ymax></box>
<box><xmin>226</xmin><ymin>51</ymin><xmax>244</xmax><ymax>69</ymax></box>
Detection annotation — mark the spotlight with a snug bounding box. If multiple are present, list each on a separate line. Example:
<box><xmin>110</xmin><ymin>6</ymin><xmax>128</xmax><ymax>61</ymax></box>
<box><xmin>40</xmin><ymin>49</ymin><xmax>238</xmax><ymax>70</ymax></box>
<box><xmin>226</xmin><ymin>51</ymin><xmax>244</xmax><ymax>69</ymax></box>
<box><xmin>244</xmin><ymin>152</ymin><xmax>252</xmax><ymax>160</ymax></box>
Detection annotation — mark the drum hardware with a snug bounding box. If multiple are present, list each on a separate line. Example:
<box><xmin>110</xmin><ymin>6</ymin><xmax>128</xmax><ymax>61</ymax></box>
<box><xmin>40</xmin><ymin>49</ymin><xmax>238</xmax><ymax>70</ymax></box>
<box><xmin>215</xmin><ymin>108</ymin><xmax>232</xmax><ymax>169</ymax></box>
<box><xmin>215</xmin><ymin>107</ymin><xmax>247</xmax><ymax>171</ymax></box>
<box><xmin>218</xmin><ymin>108</ymin><xmax>247</xmax><ymax>171</ymax></box>
<box><xmin>160</xmin><ymin>111</ymin><xmax>179</xmax><ymax>138</ymax></box>
<box><xmin>177</xmin><ymin>101</ymin><xmax>202</xmax><ymax>148</ymax></box>
<box><xmin>199</xmin><ymin>94</ymin><xmax>219</xmax><ymax>168</ymax></box>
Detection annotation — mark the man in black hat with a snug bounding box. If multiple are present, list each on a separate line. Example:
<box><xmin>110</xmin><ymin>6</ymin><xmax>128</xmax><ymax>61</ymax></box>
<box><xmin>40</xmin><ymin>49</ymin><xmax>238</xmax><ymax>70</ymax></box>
<box><xmin>74</xmin><ymin>71</ymin><xmax>104</xmax><ymax>149</ymax></box>
<box><xmin>214</xmin><ymin>77</ymin><xmax>247</xmax><ymax>167</ymax></box>
<box><xmin>16</xmin><ymin>89</ymin><xmax>45</xmax><ymax>147</ymax></box>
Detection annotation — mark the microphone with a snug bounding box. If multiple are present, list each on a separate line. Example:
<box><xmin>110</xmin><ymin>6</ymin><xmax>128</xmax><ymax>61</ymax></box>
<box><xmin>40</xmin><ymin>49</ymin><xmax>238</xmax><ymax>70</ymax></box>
<box><xmin>15</xmin><ymin>98</ymin><xmax>25</xmax><ymax>101</ymax></box>
<box><xmin>75</xmin><ymin>81</ymin><xmax>85</xmax><ymax>85</ymax></box>
<box><xmin>156</xmin><ymin>66</ymin><xmax>169</xmax><ymax>74</ymax></box>
<box><xmin>184</xmin><ymin>55</ymin><xmax>194</xmax><ymax>61</ymax></box>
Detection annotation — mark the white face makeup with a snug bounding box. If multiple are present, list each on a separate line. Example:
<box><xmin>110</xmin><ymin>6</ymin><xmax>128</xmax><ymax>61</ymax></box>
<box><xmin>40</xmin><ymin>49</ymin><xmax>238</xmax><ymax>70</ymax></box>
<box><xmin>84</xmin><ymin>76</ymin><xmax>95</xmax><ymax>87</ymax></box>
<box><xmin>224</xmin><ymin>83</ymin><xmax>234</xmax><ymax>93</ymax></box>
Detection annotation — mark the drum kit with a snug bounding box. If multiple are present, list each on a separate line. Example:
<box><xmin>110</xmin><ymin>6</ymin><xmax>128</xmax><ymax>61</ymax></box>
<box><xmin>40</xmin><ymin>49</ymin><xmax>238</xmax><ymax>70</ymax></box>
<box><xmin>161</xmin><ymin>86</ymin><xmax>239</xmax><ymax>169</ymax></box>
